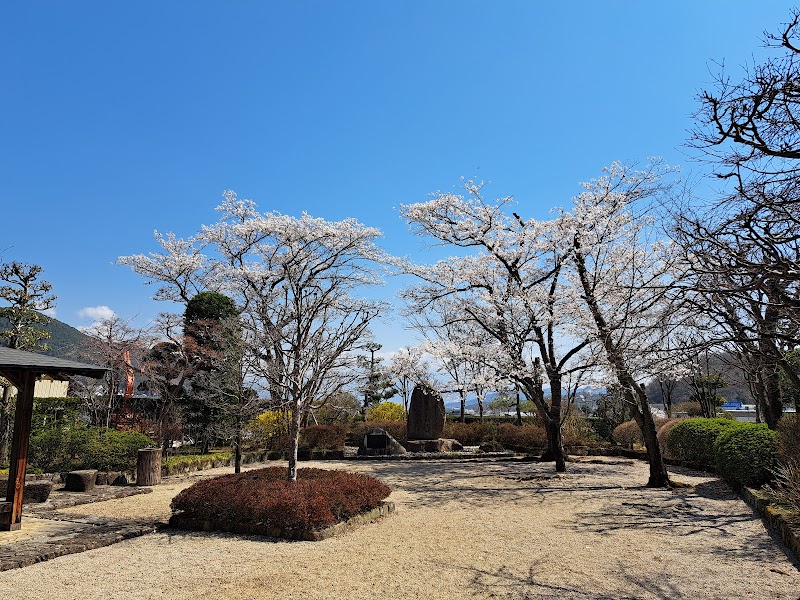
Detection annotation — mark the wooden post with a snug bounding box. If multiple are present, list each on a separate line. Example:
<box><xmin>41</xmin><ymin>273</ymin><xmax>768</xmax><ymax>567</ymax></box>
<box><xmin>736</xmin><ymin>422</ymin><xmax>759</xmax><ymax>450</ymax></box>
<box><xmin>136</xmin><ymin>448</ymin><xmax>162</xmax><ymax>486</ymax></box>
<box><xmin>1</xmin><ymin>371</ymin><xmax>36</xmax><ymax>531</ymax></box>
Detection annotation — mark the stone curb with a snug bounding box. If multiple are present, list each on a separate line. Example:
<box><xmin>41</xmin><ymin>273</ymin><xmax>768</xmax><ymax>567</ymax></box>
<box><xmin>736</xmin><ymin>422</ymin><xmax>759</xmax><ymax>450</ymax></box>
<box><xmin>739</xmin><ymin>486</ymin><xmax>800</xmax><ymax>564</ymax></box>
<box><xmin>0</xmin><ymin>518</ymin><xmax>163</xmax><ymax>572</ymax></box>
<box><xmin>168</xmin><ymin>500</ymin><xmax>395</xmax><ymax>541</ymax></box>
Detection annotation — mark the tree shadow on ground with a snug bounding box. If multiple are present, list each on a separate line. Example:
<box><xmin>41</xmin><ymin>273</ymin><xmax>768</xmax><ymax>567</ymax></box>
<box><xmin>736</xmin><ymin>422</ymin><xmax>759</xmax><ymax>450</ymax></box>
<box><xmin>442</xmin><ymin>558</ymin><xmax>687</xmax><ymax>600</ymax></box>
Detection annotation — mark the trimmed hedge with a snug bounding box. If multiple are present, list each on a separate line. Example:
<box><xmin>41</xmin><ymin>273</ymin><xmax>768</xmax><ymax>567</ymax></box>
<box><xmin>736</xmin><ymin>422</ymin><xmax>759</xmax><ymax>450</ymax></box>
<box><xmin>714</xmin><ymin>423</ymin><xmax>777</xmax><ymax>487</ymax></box>
<box><xmin>496</xmin><ymin>423</ymin><xmax>547</xmax><ymax>450</ymax></box>
<box><xmin>348</xmin><ymin>421</ymin><xmax>406</xmax><ymax>444</ymax></box>
<box><xmin>442</xmin><ymin>422</ymin><xmax>495</xmax><ymax>446</ymax></box>
<box><xmin>162</xmin><ymin>453</ymin><xmax>234</xmax><ymax>475</ymax></box>
<box><xmin>656</xmin><ymin>418</ymin><xmax>684</xmax><ymax>457</ymax></box>
<box><xmin>665</xmin><ymin>418</ymin><xmax>741</xmax><ymax>470</ymax></box>
<box><xmin>171</xmin><ymin>467</ymin><xmax>391</xmax><ymax>532</ymax></box>
<box><xmin>29</xmin><ymin>426</ymin><xmax>155</xmax><ymax>472</ymax></box>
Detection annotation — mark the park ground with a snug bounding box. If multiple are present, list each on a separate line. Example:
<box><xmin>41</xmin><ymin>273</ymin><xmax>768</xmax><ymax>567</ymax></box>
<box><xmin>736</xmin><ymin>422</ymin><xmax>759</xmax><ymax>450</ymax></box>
<box><xmin>0</xmin><ymin>456</ymin><xmax>798</xmax><ymax>599</ymax></box>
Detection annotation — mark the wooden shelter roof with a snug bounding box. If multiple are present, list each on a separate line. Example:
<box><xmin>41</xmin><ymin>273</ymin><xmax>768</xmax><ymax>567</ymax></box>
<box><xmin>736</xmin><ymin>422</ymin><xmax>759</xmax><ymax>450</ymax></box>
<box><xmin>0</xmin><ymin>347</ymin><xmax>106</xmax><ymax>381</ymax></box>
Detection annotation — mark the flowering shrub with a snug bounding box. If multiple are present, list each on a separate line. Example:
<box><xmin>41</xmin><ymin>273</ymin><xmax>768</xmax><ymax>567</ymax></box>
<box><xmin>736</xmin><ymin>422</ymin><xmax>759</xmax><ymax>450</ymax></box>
<box><xmin>367</xmin><ymin>402</ymin><xmax>406</xmax><ymax>421</ymax></box>
<box><xmin>171</xmin><ymin>467</ymin><xmax>391</xmax><ymax>532</ymax></box>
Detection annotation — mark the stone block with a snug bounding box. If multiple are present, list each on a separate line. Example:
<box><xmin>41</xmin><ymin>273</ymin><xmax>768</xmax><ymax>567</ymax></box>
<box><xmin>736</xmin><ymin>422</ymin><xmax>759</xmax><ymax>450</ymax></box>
<box><xmin>64</xmin><ymin>470</ymin><xmax>98</xmax><ymax>492</ymax></box>
<box><xmin>407</xmin><ymin>385</ymin><xmax>445</xmax><ymax>440</ymax></box>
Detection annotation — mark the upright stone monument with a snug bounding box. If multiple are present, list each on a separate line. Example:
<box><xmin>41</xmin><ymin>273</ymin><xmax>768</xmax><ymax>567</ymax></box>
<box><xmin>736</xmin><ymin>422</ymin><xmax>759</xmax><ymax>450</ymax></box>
<box><xmin>403</xmin><ymin>385</ymin><xmax>463</xmax><ymax>453</ymax></box>
<box><xmin>407</xmin><ymin>385</ymin><xmax>445</xmax><ymax>440</ymax></box>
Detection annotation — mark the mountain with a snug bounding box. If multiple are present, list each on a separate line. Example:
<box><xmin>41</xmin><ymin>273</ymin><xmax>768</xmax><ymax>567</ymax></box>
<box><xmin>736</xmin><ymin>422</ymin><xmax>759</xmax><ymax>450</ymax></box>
<box><xmin>0</xmin><ymin>314</ymin><xmax>90</xmax><ymax>359</ymax></box>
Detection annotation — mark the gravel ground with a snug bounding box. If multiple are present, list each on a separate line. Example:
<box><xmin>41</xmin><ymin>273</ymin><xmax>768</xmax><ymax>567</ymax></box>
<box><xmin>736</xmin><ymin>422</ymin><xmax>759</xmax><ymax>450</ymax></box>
<box><xmin>1</xmin><ymin>457</ymin><xmax>798</xmax><ymax>599</ymax></box>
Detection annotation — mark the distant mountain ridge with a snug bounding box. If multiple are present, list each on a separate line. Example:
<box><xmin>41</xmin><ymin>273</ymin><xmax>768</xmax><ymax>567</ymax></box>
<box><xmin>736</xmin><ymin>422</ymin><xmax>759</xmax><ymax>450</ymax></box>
<box><xmin>0</xmin><ymin>314</ymin><xmax>89</xmax><ymax>359</ymax></box>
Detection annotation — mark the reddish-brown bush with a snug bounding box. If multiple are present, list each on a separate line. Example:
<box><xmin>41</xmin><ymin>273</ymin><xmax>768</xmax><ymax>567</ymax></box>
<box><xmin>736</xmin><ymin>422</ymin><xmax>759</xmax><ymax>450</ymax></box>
<box><xmin>171</xmin><ymin>467</ymin><xmax>391</xmax><ymax>532</ymax></box>
<box><xmin>300</xmin><ymin>425</ymin><xmax>347</xmax><ymax>450</ymax></box>
<box><xmin>348</xmin><ymin>421</ymin><xmax>407</xmax><ymax>444</ymax></box>
<box><xmin>496</xmin><ymin>423</ymin><xmax>547</xmax><ymax>450</ymax></box>
<box><xmin>777</xmin><ymin>414</ymin><xmax>800</xmax><ymax>464</ymax></box>
<box><xmin>442</xmin><ymin>422</ymin><xmax>494</xmax><ymax>445</ymax></box>
<box><xmin>657</xmin><ymin>418</ymin><xmax>684</xmax><ymax>457</ymax></box>
<box><xmin>612</xmin><ymin>420</ymin><xmax>642</xmax><ymax>449</ymax></box>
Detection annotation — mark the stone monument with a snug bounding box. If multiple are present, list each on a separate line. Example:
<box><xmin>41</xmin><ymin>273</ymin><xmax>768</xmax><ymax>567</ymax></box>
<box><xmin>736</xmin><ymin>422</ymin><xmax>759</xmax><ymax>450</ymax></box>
<box><xmin>403</xmin><ymin>385</ymin><xmax>463</xmax><ymax>453</ymax></box>
<box><xmin>357</xmin><ymin>427</ymin><xmax>407</xmax><ymax>456</ymax></box>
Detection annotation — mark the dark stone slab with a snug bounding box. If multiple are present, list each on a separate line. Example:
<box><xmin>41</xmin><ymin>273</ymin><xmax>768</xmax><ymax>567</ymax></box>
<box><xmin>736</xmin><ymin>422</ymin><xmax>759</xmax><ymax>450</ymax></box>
<box><xmin>358</xmin><ymin>428</ymin><xmax>407</xmax><ymax>456</ymax></box>
<box><xmin>64</xmin><ymin>470</ymin><xmax>98</xmax><ymax>492</ymax></box>
<box><xmin>0</xmin><ymin>480</ymin><xmax>52</xmax><ymax>503</ymax></box>
<box><xmin>407</xmin><ymin>385</ymin><xmax>445</xmax><ymax>440</ymax></box>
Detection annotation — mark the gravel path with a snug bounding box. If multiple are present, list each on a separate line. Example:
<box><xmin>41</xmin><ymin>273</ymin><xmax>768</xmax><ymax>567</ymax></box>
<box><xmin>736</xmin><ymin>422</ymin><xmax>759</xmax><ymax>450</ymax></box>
<box><xmin>1</xmin><ymin>457</ymin><xmax>798</xmax><ymax>599</ymax></box>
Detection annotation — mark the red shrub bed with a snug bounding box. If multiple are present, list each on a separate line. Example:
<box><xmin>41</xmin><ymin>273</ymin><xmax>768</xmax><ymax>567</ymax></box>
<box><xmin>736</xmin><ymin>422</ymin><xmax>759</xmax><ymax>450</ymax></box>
<box><xmin>442</xmin><ymin>422</ymin><xmax>494</xmax><ymax>445</ymax></box>
<box><xmin>300</xmin><ymin>425</ymin><xmax>347</xmax><ymax>450</ymax></box>
<box><xmin>497</xmin><ymin>423</ymin><xmax>547</xmax><ymax>450</ymax></box>
<box><xmin>171</xmin><ymin>467</ymin><xmax>391</xmax><ymax>533</ymax></box>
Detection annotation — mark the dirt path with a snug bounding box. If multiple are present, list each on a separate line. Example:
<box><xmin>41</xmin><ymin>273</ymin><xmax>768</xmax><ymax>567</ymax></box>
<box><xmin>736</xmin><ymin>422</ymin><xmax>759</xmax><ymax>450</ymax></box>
<box><xmin>1</xmin><ymin>457</ymin><xmax>797</xmax><ymax>599</ymax></box>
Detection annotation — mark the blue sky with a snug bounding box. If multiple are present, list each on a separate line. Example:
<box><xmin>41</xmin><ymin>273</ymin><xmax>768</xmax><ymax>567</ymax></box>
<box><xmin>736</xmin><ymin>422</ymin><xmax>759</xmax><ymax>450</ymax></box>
<box><xmin>1</xmin><ymin>1</ymin><xmax>793</xmax><ymax>353</ymax></box>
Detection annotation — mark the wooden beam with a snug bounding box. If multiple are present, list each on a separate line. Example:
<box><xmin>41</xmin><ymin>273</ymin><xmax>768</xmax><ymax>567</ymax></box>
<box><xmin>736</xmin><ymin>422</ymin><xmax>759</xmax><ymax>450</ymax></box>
<box><xmin>1</xmin><ymin>371</ymin><xmax>36</xmax><ymax>531</ymax></box>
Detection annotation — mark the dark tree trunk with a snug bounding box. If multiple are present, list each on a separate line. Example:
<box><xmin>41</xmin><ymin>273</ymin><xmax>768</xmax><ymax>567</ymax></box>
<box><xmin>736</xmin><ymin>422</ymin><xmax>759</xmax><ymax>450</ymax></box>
<box><xmin>459</xmin><ymin>390</ymin><xmax>466</xmax><ymax>423</ymax></box>
<box><xmin>630</xmin><ymin>385</ymin><xmax>669</xmax><ymax>488</ymax></box>
<box><xmin>515</xmin><ymin>388</ymin><xmax>522</xmax><ymax>426</ymax></box>
<box><xmin>287</xmin><ymin>403</ymin><xmax>302</xmax><ymax>482</ymax></box>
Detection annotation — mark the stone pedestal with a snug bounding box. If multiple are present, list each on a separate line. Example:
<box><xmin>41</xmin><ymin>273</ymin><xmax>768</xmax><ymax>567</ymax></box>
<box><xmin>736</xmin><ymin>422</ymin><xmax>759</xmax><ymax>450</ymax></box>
<box><xmin>401</xmin><ymin>439</ymin><xmax>463</xmax><ymax>453</ymax></box>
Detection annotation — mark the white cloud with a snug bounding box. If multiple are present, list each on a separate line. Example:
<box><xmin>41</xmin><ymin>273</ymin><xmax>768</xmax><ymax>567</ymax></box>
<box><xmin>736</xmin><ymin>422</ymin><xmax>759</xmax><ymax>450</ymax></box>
<box><xmin>78</xmin><ymin>305</ymin><xmax>116</xmax><ymax>322</ymax></box>
<box><xmin>41</xmin><ymin>307</ymin><xmax>57</xmax><ymax>318</ymax></box>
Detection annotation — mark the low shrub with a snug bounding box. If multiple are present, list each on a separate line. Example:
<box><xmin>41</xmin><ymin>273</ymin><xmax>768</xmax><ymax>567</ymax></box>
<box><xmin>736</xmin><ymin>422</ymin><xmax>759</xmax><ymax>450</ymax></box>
<box><xmin>171</xmin><ymin>467</ymin><xmax>391</xmax><ymax>532</ymax></box>
<box><xmin>612</xmin><ymin>420</ymin><xmax>641</xmax><ymax>449</ymax></box>
<box><xmin>496</xmin><ymin>423</ymin><xmax>547</xmax><ymax>450</ymax></box>
<box><xmin>300</xmin><ymin>425</ymin><xmax>347</xmax><ymax>450</ymax></box>
<box><xmin>162</xmin><ymin>453</ymin><xmax>234</xmax><ymax>475</ymax></box>
<box><xmin>348</xmin><ymin>421</ymin><xmax>406</xmax><ymax>444</ymax></box>
<box><xmin>442</xmin><ymin>422</ymin><xmax>495</xmax><ymax>445</ymax></box>
<box><xmin>656</xmin><ymin>418</ymin><xmax>684</xmax><ymax>457</ymax></box>
<box><xmin>665</xmin><ymin>418</ymin><xmax>740</xmax><ymax>469</ymax></box>
<box><xmin>714</xmin><ymin>423</ymin><xmax>777</xmax><ymax>487</ymax></box>
<box><xmin>765</xmin><ymin>460</ymin><xmax>800</xmax><ymax>518</ymax></box>
<box><xmin>28</xmin><ymin>426</ymin><xmax>155</xmax><ymax>472</ymax></box>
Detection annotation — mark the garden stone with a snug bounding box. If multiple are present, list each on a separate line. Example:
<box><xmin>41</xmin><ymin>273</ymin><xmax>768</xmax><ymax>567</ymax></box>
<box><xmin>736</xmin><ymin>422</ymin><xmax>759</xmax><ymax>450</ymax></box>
<box><xmin>65</xmin><ymin>470</ymin><xmax>98</xmax><ymax>492</ymax></box>
<box><xmin>407</xmin><ymin>385</ymin><xmax>445</xmax><ymax>440</ymax></box>
<box><xmin>402</xmin><ymin>439</ymin><xmax>463</xmax><ymax>453</ymax></box>
<box><xmin>111</xmin><ymin>473</ymin><xmax>129</xmax><ymax>486</ymax></box>
<box><xmin>358</xmin><ymin>428</ymin><xmax>407</xmax><ymax>456</ymax></box>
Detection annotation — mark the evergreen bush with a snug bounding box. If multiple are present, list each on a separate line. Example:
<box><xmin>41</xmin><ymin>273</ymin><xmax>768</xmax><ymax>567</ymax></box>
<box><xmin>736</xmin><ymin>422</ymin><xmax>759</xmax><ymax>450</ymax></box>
<box><xmin>714</xmin><ymin>423</ymin><xmax>777</xmax><ymax>487</ymax></box>
<box><xmin>665</xmin><ymin>418</ymin><xmax>740</xmax><ymax>469</ymax></box>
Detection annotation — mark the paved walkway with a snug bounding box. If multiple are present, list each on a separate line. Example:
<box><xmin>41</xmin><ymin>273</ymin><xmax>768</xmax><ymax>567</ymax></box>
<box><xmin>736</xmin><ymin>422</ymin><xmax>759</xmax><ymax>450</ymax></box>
<box><xmin>0</xmin><ymin>485</ymin><xmax>156</xmax><ymax>571</ymax></box>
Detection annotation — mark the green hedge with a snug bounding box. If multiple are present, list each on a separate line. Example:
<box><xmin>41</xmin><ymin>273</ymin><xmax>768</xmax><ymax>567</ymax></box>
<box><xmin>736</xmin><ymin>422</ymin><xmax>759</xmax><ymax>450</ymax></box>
<box><xmin>161</xmin><ymin>453</ymin><xmax>234</xmax><ymax>475</ymax></box>
<box><xmin>714</xmin><ymin>423</ymin><xmax>777</xmax><ymax>487</ymax></box>
<box><xmin>29</xmin><ymin>426</ymin><xmax>155</xmax><ymax>472</ymax></box>
<box><xmin>665</xmin><ymin>418</ymin><xmax>741</xmax><ymax>469</ymax></box>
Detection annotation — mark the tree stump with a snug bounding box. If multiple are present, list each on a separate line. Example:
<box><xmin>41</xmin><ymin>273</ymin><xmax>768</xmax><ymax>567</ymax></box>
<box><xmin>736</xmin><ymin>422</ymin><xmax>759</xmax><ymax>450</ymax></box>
<box><xmin>136</xmin><ymin>448</ymin><xmax>162</xmax><ymax>486</ymax></box>
<box><xmin>65</xmin><ymin>470</ymin><xmax>98</xmax><ymax>492</ymax></box>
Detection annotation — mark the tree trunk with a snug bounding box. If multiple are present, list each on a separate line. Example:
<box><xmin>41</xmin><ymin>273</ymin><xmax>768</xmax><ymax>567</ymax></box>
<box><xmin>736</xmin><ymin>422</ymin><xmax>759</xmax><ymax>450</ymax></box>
<box><xmin>478</xmin><ymin>397</ymin><xmax>484</xmax><ymax>423</ymax></box>
<box><xmin>234</xmin><ymin>417</ymin><xmax>242</xmax><ymax>474</ymax></box>
<box><xmin>459</xmin><ymin>390</ymin><xmax>466</xmax><ymax>423</ymax></box>
<box><xmin>515</xmin><ymin>388</ymin><xmax>522</xmax><ymax>426</ymax></box>
<box><xmin>136</xmin><ymin>448</ymin><xmax>162</xmax><ymax>486</ymax></box>
<box><xmin>630</xmin><ymin>386</ymin><xmax>669</xmax><ymax>488</ymax></box>
<box><xmin>0</xmin><ymin>386</ymin><xmax>13</xmax><ymax>465</ymax></box>
<box><xmin>287</xmin><ymin>404</ymin><xmax>302</xmax><ymax>482</ymax></box>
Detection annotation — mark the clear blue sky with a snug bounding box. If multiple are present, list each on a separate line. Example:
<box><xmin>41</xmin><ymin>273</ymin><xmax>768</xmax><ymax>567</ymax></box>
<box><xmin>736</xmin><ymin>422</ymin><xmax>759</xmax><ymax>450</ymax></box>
<box><xmin>1</xmin><ymin>1</ymin><xmax>793</xmax><ymax>352</ymax></box>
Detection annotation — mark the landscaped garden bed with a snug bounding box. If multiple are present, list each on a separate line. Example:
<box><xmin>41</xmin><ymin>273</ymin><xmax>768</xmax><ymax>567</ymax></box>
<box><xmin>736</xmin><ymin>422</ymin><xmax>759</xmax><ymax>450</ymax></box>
<box><xmin>168</xmin><ymin>466</ymin><xmax>392</xmax><ymax>540</ymax></box>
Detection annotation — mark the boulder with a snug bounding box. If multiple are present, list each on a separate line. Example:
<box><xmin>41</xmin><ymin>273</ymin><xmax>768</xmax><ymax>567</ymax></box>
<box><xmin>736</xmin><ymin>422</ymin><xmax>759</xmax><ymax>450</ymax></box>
<box><xmin>407</xmin><ymin>385</ymin><xmax>445</xmax><ymax>440</ymax></box>
<box><xmin>111</xmin><ymin>473</ymin><xmax>129</xmax><ymax>486</ymax></box>
<box><xmin>0</xmin><ymin>479</ymin><xmax>52</xmax><ymax>503</ymax></box>
<box><xmin>64</xmin><ymin>470</ymin><xmax>98</xmax><ymax>492</ymax></box>
<box><xmin>402</xmin><ymin>438</ymin><xmax>463</xmax><ymax>453</ymax></box>
<box><xmin>358</xmin><ymin>428</ymin><xmax>407</xmax><ymax>456</ymax></box>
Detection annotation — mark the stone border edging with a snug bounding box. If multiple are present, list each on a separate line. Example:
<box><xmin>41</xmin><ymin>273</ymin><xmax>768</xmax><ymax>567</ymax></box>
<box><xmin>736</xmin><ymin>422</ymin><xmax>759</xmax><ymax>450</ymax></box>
<box><xmin>168</xmin><ymin>500</ymin><xmax>395</xmax><ymax>541</ymax></box>
<box><xmin>739</xmin><ymin>486</ymin><xmax>800</xmax><ymax>564</ymax></box>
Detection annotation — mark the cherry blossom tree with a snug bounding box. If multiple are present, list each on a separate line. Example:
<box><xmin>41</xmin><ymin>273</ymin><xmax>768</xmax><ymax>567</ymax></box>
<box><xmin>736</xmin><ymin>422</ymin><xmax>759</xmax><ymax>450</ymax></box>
<box><xmin>387</xmin><ymin>346</ymin><xmax>431</xmax><ymax>414</ymax></box>
<box><xmin>120</xmin><ymin>192</ymin><xmax>386</xmax><ymax>481</ymax></box>
<box><xmin>400</xmin><ymin>181</ymin><xmax>594</xmax><ymax>472</ymax></box>
<box><xmin>559</xmin><ymin>160</ymin><xmax>683</xmax><ymax>487</ymax></box>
